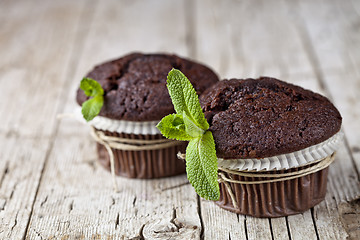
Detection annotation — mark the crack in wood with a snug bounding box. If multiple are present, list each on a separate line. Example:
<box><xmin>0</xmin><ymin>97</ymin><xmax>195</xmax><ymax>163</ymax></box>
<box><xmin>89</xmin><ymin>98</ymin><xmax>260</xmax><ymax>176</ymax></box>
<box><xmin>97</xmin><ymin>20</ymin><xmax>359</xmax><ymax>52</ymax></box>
<box><xmin>115</xmin><ymin>213</ymin><xmax>120</xmax><ymax>230</ymax></box>
<box><xmin>161</xmin><ymin>182</ymin><xmax>190</xmax><ymax>191</ymax></box>
<box><xmin>285</xmin><ymin>216</ymin><xmax>292</xmax><ymax>240</ymax></box>
<box><xmin>169</xmin><ymin>208</ymin><xmax>180</xmax><ymax>232</ymax></box>
<box><xmin>132</xmin><ymin>197</ymin><xmax>137</xmax><ymax>207</ymax></box>
<box><xmin>244</xmin><ymin>216</ymin><xmax>249</xmax><ymax>240</ymax></box>
<box><xmin>311</xmin><ymin>208</ymin><xmax>320</xmax><ymax>240</ymax></box>
<box><xmin>129</xmin><ymin>224</ymin><xmax>145</xmax><ymax>240</ymax></box>
<box><xmin>0</xmin><ymin>198</ymin><xmax>6</xmax><ymax>211</ymax></box>
<box><xmin>197</xmin><ymin>196</ymin><xmax>204</xmax><ymax>240</ymax></box>
<box><xmin>68</xmin><ymin>200</ymin><xmax>74</xmax><ymax>213</ymax></box>
<box><xmin>151</xmin><ymin>208</ymin><xmax>184</xmax><ymax>234</ymax></box>
<box><xmin>0</xmin><ymin>162</ymin><xmax>9</xmax><ymax>189</ymax></box>
<box><xmin>56</xmin><ymin>221</ymin><xmax>70</xmax><ymax>232</ymax></box>
<box><xmin>33</xmin><ymin>229</ymin><xmax>44</xmax><ymax>240</ymax></box>
<box><xmin>111</xmin><ymin>196</ymin><xmax>115</xmax><ymax>207</ymax></box>
<box><xmin>10</xmin><ymin>212</ymin><xmax>19</xmax><ymax>232</ymax></box>
<box><xmin>9</xmin><ymin>188</ymin><xmax>15</xmax><ymax>201</ymax></box>
<box><xmin>139</xmin><ymin>224</ymin><xmax>145</xmax><ymax>240</ymax></box>
<box><xmin>268</xmin><ymin>218</ymin><xmax>275</xmax><ymax>240</ymax></box>
<box><xmin>40</xmin><ymin>196</ymin><xmax>48</xmax><ymax>208</ymax></box>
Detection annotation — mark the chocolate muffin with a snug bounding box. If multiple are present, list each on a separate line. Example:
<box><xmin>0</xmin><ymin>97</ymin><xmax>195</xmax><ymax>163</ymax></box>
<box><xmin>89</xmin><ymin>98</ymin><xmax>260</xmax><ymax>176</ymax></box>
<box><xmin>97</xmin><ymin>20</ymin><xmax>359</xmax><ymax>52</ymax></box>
<box><xmin>76</xmin><ymin>53</ymin><xmax>219</xmax><ymax>179</ymax></box>
<box><xmin>77</xmin><ymin>53</ymin><xmax>218</xmax><ymax>121</ymax></box>
<box><xmin>200</xmin><ymin>77</ymin><xmax>342</xmax><ymax>217</ymax></box>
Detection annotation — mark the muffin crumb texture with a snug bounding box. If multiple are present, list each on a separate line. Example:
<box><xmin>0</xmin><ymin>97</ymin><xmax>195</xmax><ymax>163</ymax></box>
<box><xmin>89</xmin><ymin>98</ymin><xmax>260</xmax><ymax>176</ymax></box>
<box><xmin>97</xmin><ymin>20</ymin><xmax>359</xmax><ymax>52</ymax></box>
<box><xmin>200</xmin><ymin>77</ymin><xmax>342</xmax><ymax>159</ymax></box>
<box><xmin>76</xmin><ymin>53</ymin><xmax>219</xmax><ymax>121</ymax></box>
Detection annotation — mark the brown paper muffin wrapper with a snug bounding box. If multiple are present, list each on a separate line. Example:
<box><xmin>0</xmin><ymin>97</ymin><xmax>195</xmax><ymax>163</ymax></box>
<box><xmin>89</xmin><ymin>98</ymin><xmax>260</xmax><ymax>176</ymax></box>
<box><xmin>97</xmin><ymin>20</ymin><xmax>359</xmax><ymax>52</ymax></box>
<box><xmin>96</xmin><ymin>129</ymin><xmax>187</xmax><ymax>179</ymax></box>
<box><xmin>216</xmin><ymin>162</ymin><xmax>329</xmax><ymax>218</ymax></box>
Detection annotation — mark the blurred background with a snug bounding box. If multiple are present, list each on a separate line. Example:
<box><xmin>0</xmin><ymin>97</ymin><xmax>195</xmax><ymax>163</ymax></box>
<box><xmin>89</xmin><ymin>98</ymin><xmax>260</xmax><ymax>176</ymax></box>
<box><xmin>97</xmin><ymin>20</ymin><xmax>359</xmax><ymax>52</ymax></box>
<box><xmin>1</xmin><ymin>0</ymin><xmax>359</xmax><ymax>239</ymax></box>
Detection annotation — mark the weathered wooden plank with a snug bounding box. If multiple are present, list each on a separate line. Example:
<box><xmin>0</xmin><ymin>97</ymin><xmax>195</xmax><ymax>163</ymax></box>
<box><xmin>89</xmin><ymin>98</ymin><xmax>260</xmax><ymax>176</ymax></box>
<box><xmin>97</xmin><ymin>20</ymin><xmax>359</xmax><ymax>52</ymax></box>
<box><xmin>270</xmin><ymin>217</ymin><xmax>290</xmax><ymax>240</ymax></box>
<box><xmin>287</xmin><ymin>211</ymin><xmax>318</xmax><ymax>240</ymax></box>
<box><xmin>0</xmin><ymin>136</ymin><xmax>49</xmax><ymax>239</ymax></box>
<box><xmin>200</xmin><ymin>200</ymin><xmax>247</xmax><ymax>239</ymax></box>
<box><xmin>26</xmin><ymin>0</ymin><xmax>201</xmax><ymax>239</ymax></box>
<box><xmin>246</xmin><ymin>217</ymin><xmax>273</xmax><ymax>240</ymax></box>
<box><xmin>0</xmin><ymin>0</ymin><xmax>92</xmax><ymax>239</ymax></box>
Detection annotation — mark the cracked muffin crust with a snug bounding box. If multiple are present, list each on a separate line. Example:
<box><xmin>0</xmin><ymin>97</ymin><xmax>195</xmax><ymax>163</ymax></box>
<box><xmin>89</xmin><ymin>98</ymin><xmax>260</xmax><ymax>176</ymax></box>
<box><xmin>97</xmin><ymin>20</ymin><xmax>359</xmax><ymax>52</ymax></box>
<box><xmin>76</xmin><ymin>53</ymin><xmax>219</xmax><ymax>121</ymax></box>
<box><xmin>199</xmin><ymin>77</ymin><xmax>342</xmax><ymax>159</ymax></box>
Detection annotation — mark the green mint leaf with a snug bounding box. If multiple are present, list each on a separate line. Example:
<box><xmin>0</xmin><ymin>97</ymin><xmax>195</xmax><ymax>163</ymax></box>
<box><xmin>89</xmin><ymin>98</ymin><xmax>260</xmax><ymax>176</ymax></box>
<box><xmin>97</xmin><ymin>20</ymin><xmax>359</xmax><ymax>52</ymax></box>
<box><xmin>81</xmin><ymin>95</ymin><xmax>104</xmax><ymax>122</ymax></box>
<box><xmin>167</xmin><ymin>69</ymin><xmax>209</xmax><ymax>131</ymax></box>
<box><xmin>80</xmin><ymin>78</ymin><xmax>104</xmax><ymax>121</ymax></box>
<box><xmin>156</xmin><ymin>114</ymin><xmax>193</xmax><ymax>141</ymax></box>
<box><xmin>80</xmin><ymin>78</ymin><xmax>104</xmax><ymax>97</ymax></box>
<box><xmin>186</xmin><ymin>131</ymin><xmax>219</xmax><ymax>200</ymax></box>
<box><xmin>182</xmin><ymin>111</ymin><xmax>205</xmax><ymax>138</ymax></box>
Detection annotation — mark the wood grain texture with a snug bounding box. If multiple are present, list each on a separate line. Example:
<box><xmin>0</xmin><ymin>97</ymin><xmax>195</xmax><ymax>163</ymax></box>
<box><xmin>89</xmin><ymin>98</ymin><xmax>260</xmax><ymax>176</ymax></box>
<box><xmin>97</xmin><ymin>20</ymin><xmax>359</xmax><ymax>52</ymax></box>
<box><xmin>0</xmin><ymin>0</ymin><xmax>359</xmax><ymax>239</ymax></box>
<box><xmin>0</xmin><ymin>0</ymin><xmax>91</xmax><ymax>239</ymax></box>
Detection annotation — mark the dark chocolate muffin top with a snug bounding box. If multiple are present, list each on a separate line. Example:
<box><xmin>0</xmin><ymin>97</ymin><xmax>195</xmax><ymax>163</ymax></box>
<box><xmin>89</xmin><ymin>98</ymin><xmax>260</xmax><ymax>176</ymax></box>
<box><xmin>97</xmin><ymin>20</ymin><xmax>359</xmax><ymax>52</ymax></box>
<box><xmin>200</xmin><ymin>77</ymin><xmax>342</xmax><ymax>159</ymax></box>
<box><xmin>76</xmin><ymin>53</ymin><xmax>219</xmax><ymax>121</ymax></box>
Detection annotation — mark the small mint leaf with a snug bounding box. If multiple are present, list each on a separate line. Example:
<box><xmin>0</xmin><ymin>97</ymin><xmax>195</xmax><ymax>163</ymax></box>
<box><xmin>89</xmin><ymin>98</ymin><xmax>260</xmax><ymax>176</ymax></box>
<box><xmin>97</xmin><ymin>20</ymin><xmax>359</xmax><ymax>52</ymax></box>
<box><xmin>80</xmin><ymin>78</ymin><xmax>104</xmax><ymax>97</ymax></box>
<box><xmin>80</xmin><ymin>78</ymin><xmax>104</xmax><ymax>121</ymax></box>
<box><xmin>167</xmin><ymin>69</ymin><xmax>209</xmax><ymax>131</ymax></box>
<box><xmin>185</xmin><ymin>131</ymin><xmax>219</xmax><ymax>200</ymax></box>
<box><xmin>81</xmin><ymin>95</ymin><xmax>104</xmax><ymax>121</ymax></box>
<box><xmin>156</xmin><ymin>114</ymin><xmax>193</xmax><ymax>141</ymax></box>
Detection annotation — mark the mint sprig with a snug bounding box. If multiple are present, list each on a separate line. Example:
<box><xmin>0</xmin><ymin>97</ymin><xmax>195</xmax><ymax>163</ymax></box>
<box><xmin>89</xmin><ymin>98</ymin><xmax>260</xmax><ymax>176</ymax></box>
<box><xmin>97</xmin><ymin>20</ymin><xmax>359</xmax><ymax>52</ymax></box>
<box><xmin>166</xmin><ymin>69</ymin><xmax>209</xmax><ymax>130</ymax></box>
<box><xmin>156</xmin><ymin>69</ymin><xmax>219</xmax><ymax>200</ymax></box>
<box><xmin>80</xmin><ymin>78</ymin><xmax>104</xmax><ymax>121</ymax></box>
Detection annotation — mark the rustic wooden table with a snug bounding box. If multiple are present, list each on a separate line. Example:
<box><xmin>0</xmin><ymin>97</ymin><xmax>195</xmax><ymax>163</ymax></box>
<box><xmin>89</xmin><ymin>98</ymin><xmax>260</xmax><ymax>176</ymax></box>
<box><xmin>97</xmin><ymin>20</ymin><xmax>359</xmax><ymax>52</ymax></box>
<box><xmin>1</xmin><ymin>0</ymin><xmax>359</xmax><ymax>239</ymax></box>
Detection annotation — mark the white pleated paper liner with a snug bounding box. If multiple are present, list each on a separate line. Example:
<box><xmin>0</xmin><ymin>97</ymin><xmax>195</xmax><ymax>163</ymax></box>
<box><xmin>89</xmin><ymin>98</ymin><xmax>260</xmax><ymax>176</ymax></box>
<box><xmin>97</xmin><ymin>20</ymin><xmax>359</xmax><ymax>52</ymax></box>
<box><xmin>218</xmin><ymin>130</ymin><xmax>343</xmax><ymax>171</ymax></box>
<box><xmin>74</xmin><ymin>107</ymin><xmax>160</xmax><ymax>135</ymax></box>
